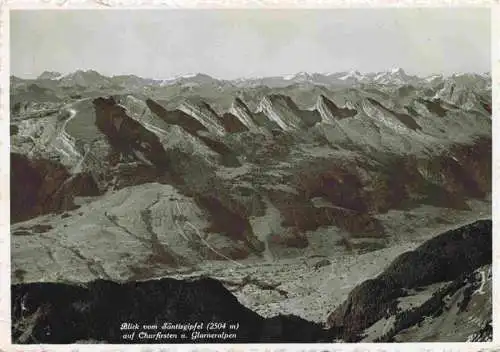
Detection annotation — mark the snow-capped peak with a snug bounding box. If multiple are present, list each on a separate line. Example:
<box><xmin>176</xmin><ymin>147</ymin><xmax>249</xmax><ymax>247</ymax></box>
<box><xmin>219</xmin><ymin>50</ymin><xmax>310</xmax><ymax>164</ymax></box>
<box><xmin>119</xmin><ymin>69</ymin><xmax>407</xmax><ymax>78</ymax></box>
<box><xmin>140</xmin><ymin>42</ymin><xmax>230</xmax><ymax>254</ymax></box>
<box><xmin>372</xmin><ymin>68</ymin><xmax>415</xmax><ymax>85</ymax></box>
<box><xmin>158</xmin><ymin>73</ymin><xmax>216</xmax><ymax>86</ymax></box>
<box><xmin>38</xmin><ymin>71</ymin><xmax>62</xmax><ymax>80</ymax></box>
<box><xmin>424</xmin><ymin>74</ymin><xmax>444</xmax><ymax>83</ymax></box>
<box><xmin>338</xmin><ymin>70</ymin><xmax>364</xmax><ymax>81</ymax></box>
<box><xmin>390</xmin><ymin>67</ymin><xmax>406</xmax><ymax>75</ymax></box>
<box><xmin>283</xmin><ymin>72</ymin><xmax>313</xmax><ymax>81</ymax></box>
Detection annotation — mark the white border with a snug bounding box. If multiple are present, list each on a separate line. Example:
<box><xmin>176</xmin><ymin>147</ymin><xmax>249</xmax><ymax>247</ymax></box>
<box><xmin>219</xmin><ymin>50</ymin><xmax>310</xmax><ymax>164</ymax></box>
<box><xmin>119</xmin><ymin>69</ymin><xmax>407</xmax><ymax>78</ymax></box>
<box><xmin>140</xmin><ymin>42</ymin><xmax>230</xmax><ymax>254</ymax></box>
<box><xmin>1</xmin><ymin>0</ymin><xmax>497</xmax><ymax>9</ymax></box>
<box><xmin>0</xmin><ymin>1</ymin><xmax>12</xmax><ymax>350</ymax></box>
<box><xmin>492</xmin><ymin>4</ymin><xmax>499</xmax><ymax>347</ymax></box>
<box><xmin>0</xmin><ymin>2</ymin><xmax>498</xmax><ymax>352</ymax></box>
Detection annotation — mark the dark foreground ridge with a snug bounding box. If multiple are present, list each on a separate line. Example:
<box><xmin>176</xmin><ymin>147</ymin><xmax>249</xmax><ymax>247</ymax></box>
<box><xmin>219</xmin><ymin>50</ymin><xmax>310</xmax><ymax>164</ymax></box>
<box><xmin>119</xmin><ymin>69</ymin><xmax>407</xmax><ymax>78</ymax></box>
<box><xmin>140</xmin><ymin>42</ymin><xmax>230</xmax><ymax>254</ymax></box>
<box><xmin>327</xmin><ymin>219</ymin><xmax>492</xmax><ymax>341</ymax></box>
<box><xmin>11</xmin><ymin>219</ymin><xmax>492</xmax><ymax>343</ymax></box>
<box><xmin>12</xmin><ymin>277</ymin><xmax>331</xmax><ymax>344</ymax></box>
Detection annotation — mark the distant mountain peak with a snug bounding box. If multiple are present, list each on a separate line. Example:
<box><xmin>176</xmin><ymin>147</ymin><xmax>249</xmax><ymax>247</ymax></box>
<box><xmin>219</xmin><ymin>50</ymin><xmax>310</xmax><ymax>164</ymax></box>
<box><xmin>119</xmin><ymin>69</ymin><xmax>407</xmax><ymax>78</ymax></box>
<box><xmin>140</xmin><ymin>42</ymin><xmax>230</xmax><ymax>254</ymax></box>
<box><xmin>17</xmin><ymin>68</ymin><xmax>492</xmax><ymax>93</ymax></box>
<box><xmin>338</xmin><ymin>70</ymin><xmax>364</xmax><ymax>81</ymax></box>
<box><xmin>295</xmin><ymin>71</ymin><xmax>312</xmax><ymax>78</ymax></box>
<box><xmin>59</xmin><ymin>69</ymin><xmax>111</xmax><ymax>88</ymax></box>
<box><xmin>175</xmin><ymin>73</ymin><xmax>214</xmax><ymax>80</ymax></box>
<box><xmin>159</xmin><ymin>73</ymin><xmax>217</xmax><ymax>86</ymax></box>
<box><xmin>390</xmin><ymin>67</ymin><xmax>406</xmax><ymax>74</ymax></box>
<box><xmin>283</xmin><ymin>71</ymin><xmax>313</xmax><ymax>81</ymax></box>
<box><xmin>63</xmin><ymin>69</ymin><xmax>105</xmax><ymax>79</ymax></box>
<box><xmin>38</xmin><ymin>71</ymin><xmax>62</xmax><ymax>80</ymax></box>
<box><xmin>72</xmin><ymin>69</ymin><xmax>101</xmax><ymax>76</ymax></box>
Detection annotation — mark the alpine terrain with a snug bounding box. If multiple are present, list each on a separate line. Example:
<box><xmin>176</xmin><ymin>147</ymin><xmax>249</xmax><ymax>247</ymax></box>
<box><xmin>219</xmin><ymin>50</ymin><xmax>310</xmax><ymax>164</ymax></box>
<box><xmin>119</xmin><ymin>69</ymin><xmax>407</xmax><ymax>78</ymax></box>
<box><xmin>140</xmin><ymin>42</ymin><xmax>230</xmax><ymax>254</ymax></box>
<box><xmin>10</xmin><ymin>69</ymin><xmax>492</xmax><ymax>343</ymax></box>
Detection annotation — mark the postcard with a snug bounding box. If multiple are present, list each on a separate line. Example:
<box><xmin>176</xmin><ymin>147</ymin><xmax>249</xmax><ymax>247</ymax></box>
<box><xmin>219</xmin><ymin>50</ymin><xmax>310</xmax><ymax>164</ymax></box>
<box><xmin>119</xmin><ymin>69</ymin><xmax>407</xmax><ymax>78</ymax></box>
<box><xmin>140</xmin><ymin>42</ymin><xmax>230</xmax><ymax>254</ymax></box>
<box><xmin>3</xmin><ymin>4</ymin><xmax>495</xmax><ymax>348</ymax></box>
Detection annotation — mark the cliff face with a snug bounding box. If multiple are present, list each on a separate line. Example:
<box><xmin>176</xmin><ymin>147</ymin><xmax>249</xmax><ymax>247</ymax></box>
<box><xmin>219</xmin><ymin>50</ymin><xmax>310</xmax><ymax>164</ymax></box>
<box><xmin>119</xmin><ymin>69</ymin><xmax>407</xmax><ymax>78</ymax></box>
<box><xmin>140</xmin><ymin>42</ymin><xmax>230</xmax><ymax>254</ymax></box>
<box><xmin>230</xmin><ymin>98</ymin><xmax>259</xmax><ymax>130</ymax></box>
<box><xmin>93</xmin><ymin>97</ymin><xmax>170</xmax><ymax>170</ymax></box>
<box><xmin>316</xmin><ymin>94</ymin><xmax>357</xmax><ymax>122</ymax></box>
<box><xmin>11</xmin><ymin>153</ymin><xmax>100</xmax><ymax>223</ymax></box>
<box><xmin>219</xmin><ymin>112</ymin><xmax>249</xmax><ymax>133</ymax></box>
<box><xmin>145</xmin><ymin>98</ymin><xmax>207</xmax><ymax>136</ymax></box>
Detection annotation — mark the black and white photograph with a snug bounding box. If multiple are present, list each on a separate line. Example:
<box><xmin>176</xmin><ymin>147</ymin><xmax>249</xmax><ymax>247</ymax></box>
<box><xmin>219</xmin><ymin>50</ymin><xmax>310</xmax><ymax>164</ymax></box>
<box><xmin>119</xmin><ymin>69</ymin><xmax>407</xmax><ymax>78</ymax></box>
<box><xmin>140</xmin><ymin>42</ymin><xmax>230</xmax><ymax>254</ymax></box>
<box><xmin>7</xmin><ymin>7</ymin><xmax>493</xmax><ymax>344</ymax></box>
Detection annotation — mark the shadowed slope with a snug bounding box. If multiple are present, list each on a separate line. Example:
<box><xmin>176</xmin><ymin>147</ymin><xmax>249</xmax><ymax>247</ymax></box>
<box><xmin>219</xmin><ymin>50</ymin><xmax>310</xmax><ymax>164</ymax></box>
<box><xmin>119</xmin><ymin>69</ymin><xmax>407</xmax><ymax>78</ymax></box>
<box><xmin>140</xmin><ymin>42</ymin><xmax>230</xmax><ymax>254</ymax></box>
<box><xmin>11</xmin><ymin>153</ymin><xmax>100</xmax><ymax>223</ymax></box>
<box><xmin>93</xmin><ymin>97</ymin><xmax>170</xmax><ymax>170</ymax></box>
<box><xmin>327</xmin><ymin>219</ymin><xmax>492</xmax><ymax>341</ymax></box>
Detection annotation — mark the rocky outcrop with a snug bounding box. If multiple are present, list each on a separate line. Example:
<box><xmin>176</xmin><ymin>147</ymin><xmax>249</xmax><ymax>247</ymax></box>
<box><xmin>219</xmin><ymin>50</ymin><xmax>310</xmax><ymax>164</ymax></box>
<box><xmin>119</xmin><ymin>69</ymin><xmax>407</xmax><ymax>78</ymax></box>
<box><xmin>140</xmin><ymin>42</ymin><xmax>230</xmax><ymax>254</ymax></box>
<box><xmin>361</xmin><ymin>98</ymin><xmax>421</xmax><ymax>132</ymax></box>
<box><xmin>11</xmin><ymin>153</ymin><xmax>100</xmax><ymax>223</ymax></box>
<box><xmin>219</xmin><ymin>112</ymin><xmax>248</xmax><ymax>133</ymax></box>
<box><xmin>365</xmin><ymin>151</ymin><xmax>489</xmax><ymax>213</ymax></box>
<box><xmin>256</xmin><ymin>94</ymin><xmax>321</xmax><ymax>131</ymax></box>
<box><xmin>316</xmin><ymin>94</ymin><xmax>357</xmax><ymax>122</ymax></box>
<box><xmin>292</xmin><ymin>140</ymin><xmax>491</xmax><ymax>217</ymax></box>
<box><xmin>230</xmin><ymin>98</ymin><xmax>258</xmax><ymax>130</ymax></box>
<box><xmin>373</xmin><ymin>265</ymin><xmax>492</xmax><ymax>342</ymax></box>
<box><xmin>365</xmin><ymin>97</ymin><xmax>421</xmax><ymax>131</ymax></box>
<box><xmin>267</xmin><ymin>189</ymin><xmax>384</xmax><ymax>237</ymax></box>
<box><xmin>450</xmin><ymin>137</ymin><xmax>491</xmax><ymax>196</ymax></box>
<box><xmin>294</xmin><ymin>163</ymin><xmax>369</xmax><ymax>212</ymax></box>
<box><xmin>145</xmin><ymin>98</ymin><xmax>241</xmax><ymax>167</ymax></box>
<box><xmin>178</xmin><ymin>101</ymin><xmax>226</xmax><ymax>136</ymax></box>
<box><xmin>145</xmin><ymin>98</ymin><xmax>207</xmax><ymax>136</ymax></box>
<box><xmin>194</xmin><ymin>194</ymin><xmax>263</xmax><ymax>254</ymax></box>
<box><xmin>196</xmin><ymin>135</ymin><xmax>241</xmax><ymax>167</ymax></box>
<box><xmin>93</xmin><ymin>97</ymin><xmax>170</xmax><ymax>170</ymax></box>
<box><xmin>326</xmin><ymin>219</ymin><xmax>492</xmax><ymax>341</ymax></box>
<box><xmin>416</xmin><ymin>98</ymin><xmax>447</xmax><ymax>117</ymax></box>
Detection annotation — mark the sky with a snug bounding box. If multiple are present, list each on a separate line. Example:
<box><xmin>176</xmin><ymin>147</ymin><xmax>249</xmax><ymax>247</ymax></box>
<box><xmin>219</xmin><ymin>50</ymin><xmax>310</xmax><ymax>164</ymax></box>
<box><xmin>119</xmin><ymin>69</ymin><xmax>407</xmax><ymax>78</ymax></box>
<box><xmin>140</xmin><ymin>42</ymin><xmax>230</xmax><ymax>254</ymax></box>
<box><xmin>10</xmin><ymin>9</ymin><xmax>491</xmax><ymax>80</ymax></box>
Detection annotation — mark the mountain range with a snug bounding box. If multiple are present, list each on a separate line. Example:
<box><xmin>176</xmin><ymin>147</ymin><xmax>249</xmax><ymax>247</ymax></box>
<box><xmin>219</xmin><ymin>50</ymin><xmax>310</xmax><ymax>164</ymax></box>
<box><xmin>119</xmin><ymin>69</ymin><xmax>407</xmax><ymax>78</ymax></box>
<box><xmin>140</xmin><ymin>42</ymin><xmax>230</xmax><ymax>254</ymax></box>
<box><xmin>15</xmin><ymin>68</ymin><xmax>491</xmax><ymax>89</ymax></box>
<box><xmin>10</xmin><ymin>68</ymin><xmax>491</xmax><ymax>343</ymax></box>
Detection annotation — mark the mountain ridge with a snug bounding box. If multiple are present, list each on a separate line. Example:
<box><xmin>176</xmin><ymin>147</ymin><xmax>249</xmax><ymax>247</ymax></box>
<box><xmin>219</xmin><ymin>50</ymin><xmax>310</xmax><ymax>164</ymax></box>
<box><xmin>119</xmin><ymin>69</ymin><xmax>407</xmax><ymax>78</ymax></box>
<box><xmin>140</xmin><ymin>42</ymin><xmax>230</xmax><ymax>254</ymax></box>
<box><xmin>14</xmin><ymin>68</ymin><xmax>491</xmax><ymax>89</ymax></box>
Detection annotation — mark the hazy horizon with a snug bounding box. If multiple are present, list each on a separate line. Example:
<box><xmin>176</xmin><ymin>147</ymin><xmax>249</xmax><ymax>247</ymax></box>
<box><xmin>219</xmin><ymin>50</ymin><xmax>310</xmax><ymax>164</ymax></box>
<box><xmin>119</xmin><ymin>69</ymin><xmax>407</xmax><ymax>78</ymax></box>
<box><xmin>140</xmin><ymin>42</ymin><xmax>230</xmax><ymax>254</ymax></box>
<box><xmin>11</xmin><ymin>9</ymin><xmax>491</xmax><ymax>80</ymax></box>
<box><xmin>10</xmin><ymin>67</ymin><xmax>493</xmax><ymax>81</ymax></box>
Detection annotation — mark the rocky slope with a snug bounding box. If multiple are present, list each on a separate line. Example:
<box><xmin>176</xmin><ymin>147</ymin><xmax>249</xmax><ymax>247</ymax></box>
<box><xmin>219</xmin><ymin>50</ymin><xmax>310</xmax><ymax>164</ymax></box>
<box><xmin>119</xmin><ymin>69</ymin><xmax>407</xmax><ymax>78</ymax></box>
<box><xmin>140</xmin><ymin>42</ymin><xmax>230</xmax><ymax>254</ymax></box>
<box><xmin>11</xmin><ymin>153</ymin><xmax>100</xmax><ymax>223</ymax></box>
<box><xmin>327</xmin><ymin>219</ymin><xmax>492</xmax><ymax>342</ymax></box>
<box><xmin>11</xmin><ymin>220</ymin><xmax>492</xmax><ymax>343</ymax></box>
